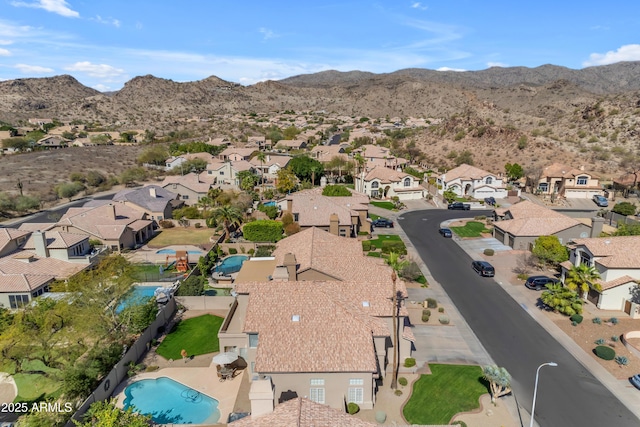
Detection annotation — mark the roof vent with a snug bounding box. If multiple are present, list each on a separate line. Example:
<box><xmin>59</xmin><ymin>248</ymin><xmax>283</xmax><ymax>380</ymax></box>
<box><xmin>605</xmin><ymin>240</ymin><xmax>610</xmax><ymax>245</ymax></box>
<box><xmin>313</xmin><ymin>206</ymin><xmax>317</xmax><ymax>209</ymax></box>
<box><xmin>362</xmin><ymin>301</ymin><xmax>370</xmax><ymax>307</ymax></box>
<box><xmin>291</xmin><ymin>315</ymin><xmax>300</xmax><ymax>322</ymax></box>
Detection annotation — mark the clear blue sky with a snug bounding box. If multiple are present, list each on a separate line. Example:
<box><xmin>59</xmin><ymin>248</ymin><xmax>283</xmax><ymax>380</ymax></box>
<box><xmin>1</xmin><ymin>0</ymin><xmax>639</xmax><ymax>91</ymax></box>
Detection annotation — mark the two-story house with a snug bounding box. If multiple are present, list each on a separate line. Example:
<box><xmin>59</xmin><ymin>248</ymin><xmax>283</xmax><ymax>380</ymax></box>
<box><xmin>112</xmin><ymin>185</ymin><xmax>179</xmax><ymax>221</ymax></box>
<box><xmin>161</xmin><ymin>173</ymin><xmax>213</xmax><ymax>205</ymax></box>
<box><xmin>356</xmin><ymin>166</ymin><xmax>424</xmax><ymax>200</ymax></box>
<box><xmin>437</xmin><ymin>164</ymin><xmax>508</xmax><ymax>199</ymax></box>
<box><xmin>535</xmin><ymin>163</ymin><xmax>602</xmax><ymax>199</ymax></box>
<box><xmin>219</xmin><ymin>147</ymin><xmax>257</xmax><ymax>162</ymax></box>
<box><xmin>561</xmin><ymin>236</ymin><xmax>640</xmax><ymax>312</ymax></box>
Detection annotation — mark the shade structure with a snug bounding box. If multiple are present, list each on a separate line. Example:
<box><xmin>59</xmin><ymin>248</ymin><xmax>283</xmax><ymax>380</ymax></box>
<box><xmin>212</xmin><ymin>352</ymin><xmax>239</xmax><ymax>365</ymax></box>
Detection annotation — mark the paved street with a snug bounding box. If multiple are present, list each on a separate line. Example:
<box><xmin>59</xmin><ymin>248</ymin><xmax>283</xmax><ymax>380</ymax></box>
<box><xmin>398</xmin><ymin>208</ymin><xmax>640</xmax><ymax>427</ymax></box>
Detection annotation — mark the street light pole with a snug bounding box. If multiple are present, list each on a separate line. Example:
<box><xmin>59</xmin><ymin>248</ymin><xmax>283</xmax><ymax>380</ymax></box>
<box><xmin>529</xmin><ymin>362</ymin><xmax>558</xmax><ymax>427</ymax></box>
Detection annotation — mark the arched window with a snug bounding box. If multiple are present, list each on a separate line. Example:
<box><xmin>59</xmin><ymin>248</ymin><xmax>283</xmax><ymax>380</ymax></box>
<box><xmin>576</xmin><ymin>176</ymin><xmax>588</xmax><ymax>185</ymax></box>
<box><xmin>371</xmin><ymin>181</ymin><xmax>379</xmax><ymax>189</ymax></box>
<box><xmin>486</xmin><ymin>177</ymin><xmax>493</xmax><ymax>185</ymax></box>
<box><xmin>403</xmin><ymin>178</ymin><xmax>411</xmax><ymax>187</ymax></box>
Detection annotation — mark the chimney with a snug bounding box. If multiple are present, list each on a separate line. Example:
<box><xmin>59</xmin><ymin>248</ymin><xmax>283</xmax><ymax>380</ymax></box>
<box><xmin>110</xmin><ymin>203</ymin><xmax>116</xmax><ymax>219</ymax></box>
<box><xmin>329</xmin><ymin>213</ymin><xmax>339</xmax><ymax>236</ymax></box>
<box><xmin>283</xmin><ymin>253</ymin><xmax>297</xmax><ymax>281</ymax></box>
<box><xmin>149</xmin><ymin>187</ymin><xmax>157</xmax><ymax>198</ymax></box>
<box><xmin>591</xmin><ymin>217</ymin><xmax>605</xmax><ymax>238</ymax></box>
<box><xmin>266</xmin><ymin>154</ymin><xmax>270</xmax><ymax>162</ymax></box>
<box><xmin>33</xmin><ymin>231</ymin><xmax>49</xmax><ymax>258</ymax></box>
<box><xmin>271</xmin><ymin>266</ymin><xmax>290</xmax><ymax>282</ymax></box>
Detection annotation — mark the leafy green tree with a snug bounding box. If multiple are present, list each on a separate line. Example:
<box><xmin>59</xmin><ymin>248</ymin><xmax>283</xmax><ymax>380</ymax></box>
<box><xmin>612</xmin><ymin>202</ymin><xmax>637</xmax><ymax>216</ymax></box>
<box><xmin>90</xmin><ymin>134</ymin><xmax>112</xmax><ymax>145</ymax></box>
<box><xmin>237</xmin><ymin>170</ymin><xmax>260</xmax><ymax>192</ymax></box>
<box><xmin>531</xmin><ymin>236</ymin><xmax>568</xmax><ymax>268</ymax></box>
<box><xmin>283</xmin><ymin>126</ymin><xmax>301</xmax><ymax>140</ymax></box>
<box><xmin>212</xmin><ymin>205</ymin><xmax>243</xmax><ymax>239</ymax></box>
<box><xmin>2</xmin><ymin>137</ymin><xmax>29</xmax><ymax>150</ymax></box>
<box><xmin>442</xmin><ymin>189</ymin><xmax>457</xmax><ymax>203</ymax></box>
<box><xmin>540</xmin><ymin>283</ymin><xmax>583</xmax><ymax>315</ymax></box>
<box><xmin>173</xmin><ymin>158</ymin><xmax>208</xmax><ymax>174</ymax></box>
<box><xmin>119</xmin><ymin>167</ymin><xmax>147</xmax><ymax>187</ymax></box>
<box><xmin>25</xmin><ymin>130</ymin><xmax>45</xmax><ymax>144</ymax></box>
<box><xmin>288</xmin><ymin>156</ymin><xmax>324</xmax><ymax>182</ymax></box>
<box><xmin>243</xmin><ymin>220</ymin><xmax>284</xmax><ymax>242</ymax></box>
<box><xmin>176</xmin><ymin>274</ymin><xmax>206</xmax><ymax>296</ymax></box>
<box><xmin>172</xmin><ymin>205</ymin><xmax>201</xmax><ymax>219</ymax></box>
<box><xmin>14</xmin><ymin>195</ymin><xmax>40</xmax><ymax>212</ymax></box>
<box><xmin>322</xmin><ymin>185</ymin><xmax>351</xmax><ymax>196</ymax></box>
<box><xmin>73</xmin><ymin>398</ymin><xmax>152</xmax><ymax>427</ymax></box>
<box><xmin>276</xmin><ymin>167</ymin><xmax>298</xmax><ymax>194</ymax></box>
<box><xmin>613</xmin><ymin>223</ymin><xmax>640</xmax><ymax>236</ymax></box>
<box><xmin>504</xmin><ymin>163</ymin><xmax>524</xmax><ymax>181</ymax></box>
<box><xmin>258</xmin><ymin>204</ymin><xmax>278</xmax><ymax>220</ymax></box>
<box><xmin>55</xmin><ymin>181</ymin><xmax>85</xmax><ymax>201</ymax></box>
<box><xmin>119</xmin><ymin>299</ymin><xmax>159</xmax><ymax>334</ymax></box>
<box><xmin>482</xmin><ymin>365</ymin><xmax>512</xmax><ymax>403</ymax></box>
<box><xmin>137</xmin><ymin>146</ymin><xmax>168</xmax><ymax>165</ymax></box>
<box><xmin>564</xmin><ymin>264</ymin><xmax>601</xmax><ymax>297</ymax></box>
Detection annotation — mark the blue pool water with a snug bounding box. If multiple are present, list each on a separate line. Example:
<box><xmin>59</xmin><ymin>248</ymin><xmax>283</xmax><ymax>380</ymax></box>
<box><xmin>116</xmin><ymin>286</ymin><xmax>157</xmax><ymax>313</ymax></box>
<box><xmin>156</xmin><ymin>249</ymin><xmax>203</xmax><ymax>255</ymax></box>
<box><xmin>124</xmin><ymin>377</ymin><xmax>220</xmax><ymax>425</ymax></box>
<box><xmin>214</xmin><ymin>255</ymin><xmax>248</xmax><ymax>275</ymax></box>
<box><xmin>263</xmin><ymin>201</ymin><xmax>277</xmax><ymax>207</ymax></box>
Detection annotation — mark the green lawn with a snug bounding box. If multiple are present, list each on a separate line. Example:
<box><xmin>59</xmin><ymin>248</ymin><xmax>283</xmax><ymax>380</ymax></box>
<box><xmin>403</xmin><ymin>364</ymin><xmax>489</xmax><ymax>425</ymax></box>
<box><xmin>147</xmin><ymin>227</ymin><xmax>214</xmax><ymax>247</ymax></box>
<box><xmin>369</xmin><ymin>234</ymin><xmax>402</xmax><ymax>249</ymax></box>
<box><xmin>369</xmin><ymin>213</ymin><xmax>381</xmax><ymax>221</ymax></box>
<box><xmin>5</xmin><ymin>360</ymin><xmax>62</xmax><ymax>403</ymax></box>
<box><xmin>156</xmin><ymin>314</ymin><xmax>224</xmax><ymax>360</ymax></box>
<box><xmin>450</xmin><ymin>221</ymin><xmax>490</xmax><ymax>238</ymax></box>
<box><xmin>370</xmin><ymin>201</ymin><xmax>396</xmax><ymax>210</ymax></box>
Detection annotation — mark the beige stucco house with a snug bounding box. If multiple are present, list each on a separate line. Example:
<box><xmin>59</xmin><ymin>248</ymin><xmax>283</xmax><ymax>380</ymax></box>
<box><xmin>437</xmin><ymin>164</ymin><xmax>508</xmax><ymax>199</ymax></box>
<box><xmin>561</xmin><ymin>236</ymin><xmax>640</xmax><ymax>313</ymax></box>
<box><xmin>161</xmin><ymin>173</ymin><xmax>213</xmax><ymax>205</ymax></box>
<box><xmin>356</xmin><ymin>166</ymin><xmax>424</xmax><ymax>201</ymax></box>
<box><xmin>534</xmin><ymin>163</ymin><xmax>602</xmax><ymax>199</ymax></box>
<box><xmin>219</xmin><ymin>147</ymin><xmax>257</xmax><ymax>161</ymax></box>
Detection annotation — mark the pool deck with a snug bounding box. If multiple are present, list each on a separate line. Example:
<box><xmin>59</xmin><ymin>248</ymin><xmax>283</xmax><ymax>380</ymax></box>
<box><xmin>125</xmin><ymin>244</ymin><xmax>206</xmax><ymax>265</ymax></box>
<box><xmin>113</xmin><ymin>360</ymin><xmax>244</xmax><ymax>426</ymax></box>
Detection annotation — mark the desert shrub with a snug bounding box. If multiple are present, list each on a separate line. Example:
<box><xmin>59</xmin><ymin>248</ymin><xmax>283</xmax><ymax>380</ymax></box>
<box><xmin>595</xmin><ymin>338</ymin><xmax>605</xmax><ymax>345</ymax></box>
<box><xmin>422</xmin><ymin>309</ymin><xmax>431</xmax><ymax>316</ymax></box>
<box><xmin>194</xmin><ymin>222</ymin><xmax>202</xmax><ymax>228</ymax></box>
<box><xmin>281</xmin><ymin>212</ymin><xmax>294</xmax><ymax>226</ymax></box>
<box><xmin>422</xmin><ymin>314</ymin><xmax>430</xmax><ymax>322</ymax></box>
<box><xmin>594</xmin><ymin>345</ymin><xmax>615</xmax><ymax>360</ymax></box>
<box><xmin>248</xmin><ymin>248</ymin><xmax>255</xmax><ymax>256</ymax></box>
<box><xmin>439</xmin><ymin>315</ymin><xmax>450</xmax><ymax>325</ymax></box>
<box><xmin>609</xmin><ymin>317</ymin><xmax>619</xmax><ymax>325</ymax></box>
<box><xmin>571</xmin><ymin>321</ymin><xmax>578</xmax><ymax>327</ymax></box>
<box><xmin>615</xmin><ymin>355</ymin><xmax>629</xmax><ymax>366</ymax></box>
<box><xmin>362</xmin><ymin>241</ymin><xmax>372</xmax><ymax>251</ymax></box>
<box><xmin>394</xmin><ymin>389</ymin><xmax>403</xmax><ymax>396</ymax></box>
<box><xmin>451</xmin><ymin>421</ymin><xmax>468</xmax><ymax>427</ymax></box>
<box><xmin>158</xmin><ymin>219</ymin><xmax>174</xmax><ymax>228</ymax></box>
<box><xmin>229</xmin><ymin>248</ymin><xmax>238</xmax><ymax>254</ymax></box>
<box><xmin>426</xmin><ymin>298</ymin><xmax>437</xmax><ymax>308</ymax></box>
<box><xmin>284</xmin><ymin>222</ymin><xmax>301</xmax><ymax>236</ymax></box>
<box><xmin>438</xmin><ymin>307</ymin><xmax>445</xmax><ymax>313</ymax></box>
<box><xmin>255</xmin><ymin>245</ymin><xmax>275</xmax><ymax>257</ymax></box>
<box><xmin>347</xmin><ymin>402</ymin><xmax>360</xmax><ymax>415</ymax></box>
<box><xmin>398</xmin><ymin>377</ymin><xmax>408</xmax><ymax>386</ymax></box>
<box><xmin>474</xmin><ymin>215</ymin><xmax>486</xmax><ymax>220</ymax></box>
<box><xmin>570</xmin><ymin>314</ymin><xmax>583</xmax><ymax>324</ymax></box>
<box><xmin>593</xmin><ymin>317</ymin><xmax>602</xmax><ymax>325</ymax></box>
<box><xmin>175</xmin><ymin>275</ymin><xmax>205</xmax><ymax>296</ymax></box>
<box><xmin>400</xmin><ymin>261</ymin><xmax>422</xmax><ymax>281</ymax></box>
<box><xmin>517</xmin><ymin>273</ymin><xmax>529</xmax><ymax>281</ymax></box>
<box><xmin>483</xmin><ymin>248</ymin><xmax>495</xmax><ymax>256</ymax></box>
<box><xmin>404</xmin><ymin>358</ymin><xmax>416</xmax><ymax>368</ymax></box>
<box><xmin>611</xmin><ymin>335</ymin><xmax>620</xmax><ymax>342</ymax></box>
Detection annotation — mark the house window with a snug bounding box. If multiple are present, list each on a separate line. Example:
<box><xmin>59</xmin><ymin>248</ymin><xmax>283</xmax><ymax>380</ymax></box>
<box><xmin>157</xmin><ymin>216</ymin><xmax>163</xmax><ymax>221</ymax></box>
<box><xmin>403</xmin><ymin>177</ymin><xmax>411</xmax><ymax>187</ymax></box>
<box><xmin>220</xmin><ymin>171</ymin><xmax>224</xmax><ymax>175</ymax></box>
<box><xmin>250</xmin><ymin>362</ymin><xmax>255</xmax><ymax>374</ymax></box>
<box><xmin>248</xmin><ymin>333</ymin><xmax>259</xmax><ymax>348</ymax></box>
<box><xmin>579</xmin><ymin>251</ymin><xmax>591</xmax><ymax>266</ymax></box>
<box><xmin>182</xmin><ymin>195</ymin><xmax>189</xmax><ymax>200</ymax></box>
<box><xmin>576</xmin><ymin>176</ymin><xmax>588</xmax><ymax>185</ymax></box>
<box><xmin>172</xmin><ymin>184</ymin><xmax>177</xmax><ymax>189</ymax></box>
<box><xmin>486</xmin><ymin>177</ymin><xmax>493</xmax><ymax>184</ymax></box>
<box><xmin>538</xmin><ymin>183</ymin><xmax>548</xmax><ymax>192</ymax></box>
<box><xmin>9</xmin><ymin>294</ymin><xmax>29</xmax><ymax>309</ymax></box>
<box><xmin>293</xmin><ymin>213</ymin><xmax>299</xmax><ymax>222</ymax></box>
<box><xmin>208</xmin><ymin>171</ymin><xmax>213</xmax><ymax>175</ymax></box>
<box><xmin>339</xmin><ymin>229</ymin><xmax>347</xmax><ymax>237</ymax></box>
<box><xmin>371</xmin><ymin>181</ymin><xmax>379</xmax><ymax>189</ymax></box>
<box><xmin>348</xmin><ymin>387</ymin><xmax>364</xmax><ymax>404</ymax></box>
<box><xmin>310</xmin><ymin>379</ymin><xmax>325</xmax><ymax>404</ymax></box>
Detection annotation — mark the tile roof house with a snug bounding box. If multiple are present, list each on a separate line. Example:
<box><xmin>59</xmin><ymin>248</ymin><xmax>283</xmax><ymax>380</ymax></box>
<box><xmin>560</xmin><ymin>236</ymin><xmax>640</xmax><ymax>312</ymax></box>
<box><xmin>351</xmin><ymin>144</ymin><xmax>407</xmax><ymax>171</ymax></box>
<box><xmin>534</xmin><ymin>163</ymin><xmax>602</xmax><ymax>199</ymax></box>
<box><xmin>245</xmin><ymin>136</ymin><xmax>272</xmax><ymax>151</ymax></box>
<box><xmin>248</xmin><ymin>154</ymin><xmax>291</xmax><ymax>180</ymax></box>
<box><xmin>437</xmin><ymin>164</ymin><xmax>508</xmax><ymax>199</ymax></box>
<box><xmin>36</xmin><ymin>135</ymin><xmax>68</xmax><ymax>148</ymax></box>
<box><xmin>0</xmin><ymin>228</ymin><xmax>98</xmax><ymax>309</ymax></box>
<box><xmin>112</xmin><ymin>185</ymin><xmax>178</xmax><ymax>221</ymax></box>
<box><xmin>161</xmin><ymin>173</ymin><xmax>213</xmax><ymax>205</ymax></box>
<box><xmin>356</xmin><ymin>166</ymin><xmax>424</xmax><ymax>201</ymax></box>
<box><xmin>284</xmin><ymin>188</ymin><xmax>371</xmax><ymax>236</ymax></box>
<box><xmin>207</xmin><ymin>137</ymin><xmax>231</xmax><ymax>147</ymax></box>
<box><xmin>204</xmin><ymin>159</ymin><xmax>256</xmax><ymax>188</ymax></box>
<box><xmin>219</xmin><ymin>147</ymin><xmax>257</xmax><ymax>161</ymax></box>
<box><xmin>492</xmin><ymin>200</ymin><xmax>599</xmax><ymax>250</ymax></box>
<box><xmin>309</xmin><ymin>144</ymin><xmax>349</xmax><ymax>163</ymax></box>
<box><xmin>56</xmin><ymin>203</ymin><xmax>153</xmax><ymax>252</ymax></box>
<box><xmin>274</xmin><ymin>139</ymin><xmax>307</xmax><ymax>151</ymax></box>
<box><xmin>229</xmin><ymin>397</ymin><xmax>376</xmax><ymax>427</ymax></box>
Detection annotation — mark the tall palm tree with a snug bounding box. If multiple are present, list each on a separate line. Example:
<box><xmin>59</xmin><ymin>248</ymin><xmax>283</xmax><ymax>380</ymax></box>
<box><xmin>212</xmin><ymin>205</ymin><xmax>243</xmax><ymax>240</ymax></box>
<box><xmin>385</xmin><ymin>252</ymin><xmax>409</xmax><ymax>389</ymax></box>
<box><xmin>255</xmin><ymin>152</ymin><xmax>267</xmax><ymax>195</ymax></box>
<box><xmin>565</xmin><ymin>264</ymin><xmax>601</xmax><ymax>298</ymax></box>
<box><xmin>197</xmin><ymin>196</ymin><xmax>213</xmax><ymax>215</ymax></box>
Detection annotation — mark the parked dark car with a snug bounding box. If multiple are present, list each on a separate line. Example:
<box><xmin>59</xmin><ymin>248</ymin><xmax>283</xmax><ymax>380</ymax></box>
<box><xmin>484</xmin><ymin>197</ymin><xmax>496</xmax><ymax>206</ymax></box>
<box><xmin>524</xmin><ymin>275</ymin><xmax>559</xmax><ymax>290</ymax></box>
<box><xmin>439</xmin><ymin>228</ymin><xmax>453</xmax><ymax>238</ymax></box>
<box><xmin>372</xmin><ymin>218</ymin><xmax>393</xmax><ymax>228</ymax></box>
<box><xmin>471</xmin><ymin>260</ymin><xmax>495</xmax><ymax>277</ymax></box>
<box><xmin>448</xmin><ymin>202</ymin><xmax>470</xmax><ymax>210</ymax></box>
<box><xmin>630</xmin><ymin>374</ymin><xmax>640</xmax><ymax>390</ymax></box>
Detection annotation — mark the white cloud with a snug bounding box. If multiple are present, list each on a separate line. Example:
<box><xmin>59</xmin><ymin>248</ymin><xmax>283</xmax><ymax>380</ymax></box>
<box><xmin>583</xmin><ymin>44</ymin><xmax>640</xmax><ymax>66</ymax></box>
<box><xmin>10</xmin><ymin>0</ymin><xmax>79</xmax><ymax>18</ymax></box>
<box><xmin>487</xmin><ymin>61</ymin><xmax>507</xmax><ymax>68</ymax></box>
<box><xmin>64</xmin><ymin>61</ymin><xmax>125</xmax><ymax>78</ymax></box>
<box><xmin>92</xmin><ymin>83</ymin><xmax>111</xmax><ymax>92</ymax></box>
<box><xmin>92</xmin><ymin>15</ymin><xmax>121</xmax><ymax>27</ymax></box>
<box><xmin>258</xmin><ymin>27</ymin><xmax>278</xmax><ymax>41</ymax></box>
<box><xmin>411</xmin><ymin>2</ymin><xmax>428</xmax><ymax>11</ymax></box>
<box><xmin>0</xmin><ymin>48</ymin><xmax>10</xmax><ymax>56</ymax></box>
<box><xmin>15</xmin><ymin>63</ymin><xmax>54</xmax><ymax>74</ymax></box>
<box><xmin>437</xmin><ymin>67</ymin><xmax>465</xmax><ymax>72</ymax></box>
<box><xmin>0</xmin><ymin>40</ymin><xmax>12</xmax><ymax>45</ymax></box>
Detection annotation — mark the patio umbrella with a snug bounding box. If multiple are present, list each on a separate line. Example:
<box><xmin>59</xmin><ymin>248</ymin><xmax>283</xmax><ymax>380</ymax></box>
<box><xmin>213</xmin><ymin>352</ymin><xmax>239</xmax><ymax>365</ymax></box>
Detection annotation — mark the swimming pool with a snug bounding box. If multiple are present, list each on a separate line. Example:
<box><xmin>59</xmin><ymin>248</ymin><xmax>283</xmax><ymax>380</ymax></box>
<box><xmin>263</xmin><ymin>200</ymin><xmax>277</xmax><ymax>207</ymax></box>
<box><xmin>124</xmin><ymin>377</ymin><xmax>220</xmax><ymax>424</ymax></box>
<box><xmin>214</xmin><ymin>255</ymin><xmax>248</xmax><ymax>275</ymax></box>
<box><xmin>115</xmin><ymin>286</ymin><xmax>157</xmax><ymax>314</ymax></box>
<box><xmin>156</xmin><ymin>249</ymin><xmax>203</xmax><ymax>255</ymax></box>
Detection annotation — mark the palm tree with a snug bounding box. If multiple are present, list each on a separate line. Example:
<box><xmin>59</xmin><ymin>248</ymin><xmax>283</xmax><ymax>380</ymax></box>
<box><xmin>385</xmin><ymin>252</ymin><xmax>409</xmax><ymax>389</ymax></box>
<box><xmin>212</xmin><ymin>205</ymin><xmax>243</xmax><ymax>240</ymax></box>
<box><xmin>197</xmin><ymin>196</ymin><xmax>214</xmax><ymax>215</ymax></box>
<box><xmin>564</xmin><ymin>264</ymin><xmax>601</xmax><ymax>298</ymax></box>
<box><xmin>310</xmin><ymin>164</ymin><xmax>322</xmax><ymax>187</ymax></box>
<box><xmin>255</xmin><ymin>152</ymin><xmax>267</xmax><ymax>195</ymax></box>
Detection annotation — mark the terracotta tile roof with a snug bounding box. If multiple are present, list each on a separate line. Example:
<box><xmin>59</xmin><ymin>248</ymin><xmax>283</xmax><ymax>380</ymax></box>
<box><xmin>248</xmin><ymin>154</ymin><xmax>291</xmax><ymax>168</ymax></box>
<box><xmin>23</xmin><ymin>231</ymin><xmax>87</xmax><ymax>250</ymax></box>
<box><xmin>219</xmin><ymin>147</ymin><xmax>257</xmax><ymax>158</ymax></box>
<box><xmin>17</xmin><ymin>223</ymin><xmax>55</xmax><ymax>232</ymax></box>
<box><xmin>0</xmin><ymin>253</ymin><xmax>86</xmax><ymax>280</ymax></box>
<box><xmin>353</xmin><ymin>144</ymin><xmax>391</xmax><ymax>158</ymax></box>
<box><xmin>275</xmin><ymin>139</ymin><xmax>305</xmax><ymax>148</ymax></box>
<box><xmin>495</xmin><ymin>200</ymin><xmax>581</xmax><ymax>236</ymax></box>
<box><xmin>599</xmin><ymin>275</ymin><xmax>637</xmax><ymax>291</ymax></box>
<box><xmin>442</xmin><ymin>163</ymin><xmax>496</xmax><ymax>181</ymax></box>
<box><xmin>0</xmin><ymin>228</ymin><xmax>30</xmax><ymax>253</ymax></box>
<box><xmin>161</xmin><ymin>172</ymin><xmax>212</xmax><ymax>193</ymax></box>
<box><xmin>232</xmin><ymin>159</ymin><xmax>256</xmax><ymax>172</ymax></box>
<box><xmin>541</xmin><ymin>162</ymin><xmax>590</xmax><ymax>179</ymax></box>
<box><xmin>0</xmin><ymin>273</ymin><xmax>55</xmax><ymax>293</ymax></box>
<box><xmin>571</xmin><ymin>236</ymin><xmax>640</xmax><ymax>268</ymax></box>
<box><xmin>310</xmin><ymin>145</ymin><xmax>348</xmax><ymax>162</ymax></box>
<box><xmin>57</xmin><ymin>203</ymin><xmax>146</xmax><ymax>240</ymax></box>
<box><xmin>363</xmin><ymin>166</ymin><xmax>415</xmax><ymax>184</ymax></box>
<box><xmin>237</xmin><ymin>282</ymin><xmax>385</xmax><ymax>373</ymax></box>
<box><xmin>229</xmin><ymin>397</ymin><xmax>376</xmax><ymax>427</ymax></box>
<box><xmin>287</xmin><ymin>191</ymin><xmax>367</xmax><ymax>227</ymax></box>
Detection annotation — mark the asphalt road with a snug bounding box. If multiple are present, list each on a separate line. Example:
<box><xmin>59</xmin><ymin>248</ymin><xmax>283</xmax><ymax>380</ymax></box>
<box><xmin>399</xmin><ymin>209</ymin><xmax>639</xmax><ymax>427</ymax></box>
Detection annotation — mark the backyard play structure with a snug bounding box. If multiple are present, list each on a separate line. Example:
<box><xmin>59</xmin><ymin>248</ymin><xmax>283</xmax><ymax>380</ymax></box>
<box><xmin>165</xmin><ymin>250</ymin><xmax>189</xmax><ymax>272</ymax></box>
